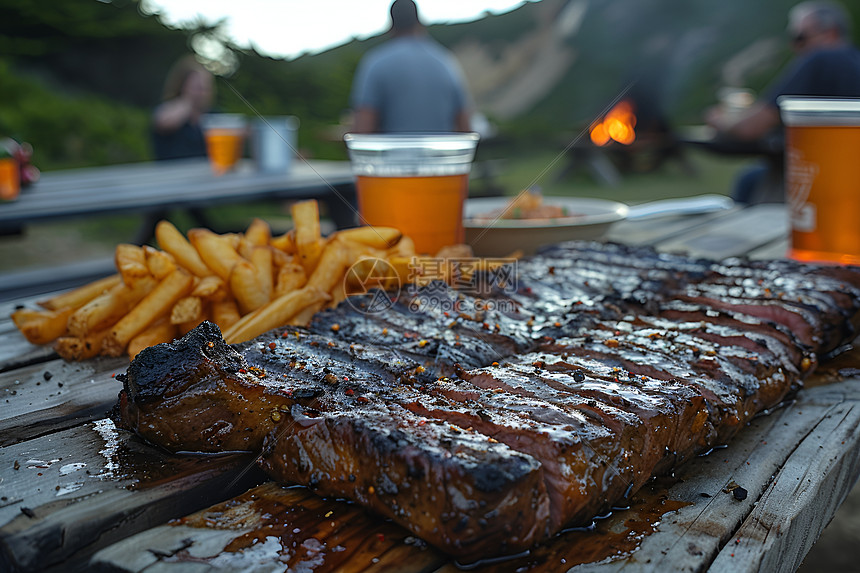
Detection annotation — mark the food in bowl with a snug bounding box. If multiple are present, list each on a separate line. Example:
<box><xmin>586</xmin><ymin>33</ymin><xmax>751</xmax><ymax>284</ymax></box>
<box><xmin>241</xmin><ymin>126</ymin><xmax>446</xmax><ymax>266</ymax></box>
<box><xmin>471</xmin><ymin>189</ymin><xmax>577</xmax><ymax>221</ymax></box>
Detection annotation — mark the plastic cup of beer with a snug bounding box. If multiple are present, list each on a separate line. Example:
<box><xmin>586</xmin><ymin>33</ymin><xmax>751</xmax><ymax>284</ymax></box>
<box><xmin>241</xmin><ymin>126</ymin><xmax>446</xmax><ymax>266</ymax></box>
<box><xmin>0</xmin><ymin>157</ymin><xmax>19</xmax><ymax>201</ymax></box>
<box><xmin>343</xmin><ymin>132</ymin><xmax>480</xmax><ymax>255</ymax></box>
<box><xmin>201</xmin><ymin>113</ymin><xmax>247</xmax><ymax>175</ymax></box>
<box><xmin>778</xmin><ymin>97</ymin><xmax>860</xmax><ymax>265</ymax></box>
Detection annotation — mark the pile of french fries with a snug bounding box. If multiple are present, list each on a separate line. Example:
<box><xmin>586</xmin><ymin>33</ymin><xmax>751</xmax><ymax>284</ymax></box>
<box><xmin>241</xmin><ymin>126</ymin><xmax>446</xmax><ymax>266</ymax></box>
<box><xmin>11</xmin><ymin>199</ymin><xmax>468</xmax><ymax>361</ymax></box>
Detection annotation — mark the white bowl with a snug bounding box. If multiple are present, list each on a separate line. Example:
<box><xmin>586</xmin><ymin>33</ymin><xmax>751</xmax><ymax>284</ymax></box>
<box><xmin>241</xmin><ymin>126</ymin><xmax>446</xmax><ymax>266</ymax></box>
<box><xmin>463</xmin><ymin>196</ymin><xmax>629</xmax><ymax>257</ymax></box>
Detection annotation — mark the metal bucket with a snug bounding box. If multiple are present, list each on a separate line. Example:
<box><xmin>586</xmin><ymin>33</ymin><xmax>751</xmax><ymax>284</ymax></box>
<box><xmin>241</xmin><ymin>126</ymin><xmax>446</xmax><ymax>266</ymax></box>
<box><xmin>252</xmin><ymin>116</ymin><xmax>299</xmax><ymax>173</ymax></box>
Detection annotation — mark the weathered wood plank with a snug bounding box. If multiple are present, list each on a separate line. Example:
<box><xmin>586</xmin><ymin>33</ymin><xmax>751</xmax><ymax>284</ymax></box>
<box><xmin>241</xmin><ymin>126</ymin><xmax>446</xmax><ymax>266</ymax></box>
<box><xmin>0</xmin><ymin>356</ymin><xmax>127</xmax><ymax>446</ymax></box>
<box><xmin>0</xmin><ymin>337</ymin><xmax>55</xmax><ymax>374</ymax></box>
<box><xmin>650</xmin><ymin>204</ymin><xmax>789</xmax><ymax>260</ymax></box>
<box><xmin>89</xmin><ymin>482</ymin><xmax>449</xmax><ymax>573</ymax></box>
<box><xmin>0</xmin><ymin>420</ymin><xmax>265</xmax><ymax>572</ymax></box>
<box><xmin>746</xmin><ymin>238</ymin><xmax>790</xmax><ymax>261</ymax></box>
<box><xmin>0</xmin><ymin>295</ymin><xmax>71</xmax><ymax>371</ymax></box>
<box><xmin>709</xmin><ymin>384</ymin><xmax>860</xmax><ymax>573</ymax></box>
<box><xmin>607</xmin><ymin>208</ymin><xmax>740</xmax><ymax>248</ymax></box>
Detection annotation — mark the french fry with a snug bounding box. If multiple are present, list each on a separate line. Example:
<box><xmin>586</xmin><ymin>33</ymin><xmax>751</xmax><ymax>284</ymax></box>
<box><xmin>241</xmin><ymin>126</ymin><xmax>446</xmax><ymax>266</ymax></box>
<box><xmin>170</xmin><ymin>295</ymin><xmax>204</xmax><ymax>325</ymax></box>
<box><xmin>328</xmin><ymin>280</ymin><xmax>348</xmax><ymax>308</ymax></box>
<box><xmin>115</xmin><ymin>244</ymin><xmax>150</xmax><ymax>286</ymax></box>
<box><xmin>270</xmin><ymin>229</ymin><xmax>296</xmax><ymax>254</ymax></box>
<box><xmin>223</xmin><ymin>286</ymin><xmax>330</xmax><ymax>344</ymax></box>
<box><xmin>126</xmin><ymin>318</ymin><xmax>178</xmax><ymax>360</ymax></box>
<box><xmin>237</xmin><ymin>238</ymin><xmax>254</xmax><ymax>261</ymax></box>
<box><xmin>155</xmin><ymin>220</ymin><xmax>212</xmax><ymax>277</ymax></box>
<box><xmin>54</xmin><ymin>328</ymin><xmax>110</xmax><ymax>361</ymax></box>
<box><xmin>143</xmin><ymin>245</ymin><xmax>177</xmax><ymax>280</ymax></box>
<box><xmin>388</xmin><ymin>235</ymin><xmax>416</xmax><ymax>258</ymax></box>
<box><xmin>289</xmin><ymin>300</ymin><xmax>326</xmax><ymax>326</ymax></box>
<box><xmin>435</xmin><ymin>244</ymin><xmax>474</xmax><ymax>259</ymax></box>
<box><xmin>37</xmin><ymin>274</ymin><xmax>122</xmax><ymax>311</ymax></box>
<box><xmin>102</xmin><ymin>268</ymin><xmax>194</xmax><ymax>356</ymax></box>
<box><xmin>12</xmin><ymin>307</ymin><xmax>75</xmax><ymax>345</ymax></box>
<box><xmin>226</xmin><ymin>232</ymin><xmax>242</xmax><ymax>251</ymax></box>
<box><xmin>250</xmin><ymin>246</ymin><xmax>274</xmax><ymax>300</ymax></box>
<box><xmin>230</xmin><ymin>259</ymin><xmax>270</xmax><ymax>315</ymax></box>
<box><xmin>177</xmin><ymin>302</ymin><xmax>209</xmax><ymax>335</ymax></box>
<box><xmin>191</xmin><ymin>275</ymin><xmax>229</xmax><ymax>301</ymax></box>
<box><xmin>307</xmin><ymin>238</ymin><xmax>352</xmax><ymax>294</ymax></box>
<box><xmin>335</xmin><ymin>226</ymin><xmax>403</xmax><ymax>250</ymax></box>
<box><xmin>211</xmin><ymin>299</ymin><xmax>241</xmax><ymax>331</ymax></box>
<box><xmin>291</xmin><ymin>200</ymin><xmax>323</xmax><ymax>273</ymax></box>
<box><xmin>274</xmin><ymin>262</ymin><xmax>307</xmax><ymax>297</ymax></box>
<box><xmin>387</xmin><ymin>255</ymin><xmax>417</xmax><ymax>285</ymax></box>
<box><xmin>66</xmin><ymin>277</ymin><xmax>156</xmax><ymax>337</ymax></box>
<box><xmin>298</xmin><ymin>240</ymin><xmax>324</xmax><ymax>274</ymax></box>
<box><xmin>269</xmin><ymin>246</ymin><xmax>293</xmax><ymax>268</ymax></box>
<box><xmin>341</xmin><ymin>239</ymin><xmax>387</xmax><ymax>261</ymax></box>
<box><xmin>406</xmin><ymin>255</ymin><xmax>449</xmax><ymax>285</ymax></box>
<box><xmin>345</xmin><ymin>256</ymin><xmax>398</xmax><ymax>292</ymax></box>
<box><xmin>245</xmin><ymin>217</ymin><xmax>272</xmax><ymax>246</ymax></box>
<box><xmin>188</xmin><ymin>228</ymin><xmax>242</xmax><ymax>281</ymax></box>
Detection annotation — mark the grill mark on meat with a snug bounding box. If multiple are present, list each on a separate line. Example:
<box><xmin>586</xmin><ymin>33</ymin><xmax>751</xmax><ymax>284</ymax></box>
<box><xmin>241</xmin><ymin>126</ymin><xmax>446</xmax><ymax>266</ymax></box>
<box><xmin>457</xmin><ymin>360</ymin><xmax>705</xmax><ymax>521</ymax></box>
<box><xmin>677</xmin><ymin>291</ymin><xmax>823</xmax><ymax>349</ymax></box>
<box><xmin>309</xmin><ymin>283</ymin><xmax>535</xmax><ymax>372</ymax></box>
<box><xmin>656</xmin><ymin>299</ymin><xmax>811</xmax><ymax>355</ymax></box>
<box><xmin>113</xmin><ymin>241</ymin><xmax>860</xmax><ymax>561</ymax></box>
<box><xmin>258</xmin><ymin>401</ymin><xmax>550</xmax><ymax>558</ymax></box>
<box><xmin>632</xmin><ymin>314</ymin><xmax>808</xmax><ymax>374</ymax></box>
<box><xmin>404</xmin><ymin>379</ymin><xmax>625</xmax><ymax>533</ymax></box>
<box><xmin>542</xmin><ymin>330</ymin><xmax>793</xmax><ymax>428</ymax></box>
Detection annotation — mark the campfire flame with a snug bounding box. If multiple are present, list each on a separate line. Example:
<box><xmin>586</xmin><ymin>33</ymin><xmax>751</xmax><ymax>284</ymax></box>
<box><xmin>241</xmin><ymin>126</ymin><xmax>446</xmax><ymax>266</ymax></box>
<box><xmin>589</xmin><ymin>100</ymin><xmax>637</xmax><ymax>146</ymax></box>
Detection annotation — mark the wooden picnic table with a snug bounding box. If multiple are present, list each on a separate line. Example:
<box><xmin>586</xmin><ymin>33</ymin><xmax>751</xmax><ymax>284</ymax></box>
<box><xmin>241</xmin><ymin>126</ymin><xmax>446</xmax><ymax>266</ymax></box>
<box><xmin>0</xmin><ymin>158</ymin><xmax>358</xmax><ymax>239</ymax></box>
<box><xmin>1</xmin><ymin>203</ymin><xmax>858</xmax><ymax>572</ymax></box>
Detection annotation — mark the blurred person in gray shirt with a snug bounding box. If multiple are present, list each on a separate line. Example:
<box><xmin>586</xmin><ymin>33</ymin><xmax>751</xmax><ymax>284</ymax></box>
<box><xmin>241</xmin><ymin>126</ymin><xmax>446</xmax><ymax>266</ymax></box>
<box><xmin>350</xmin><ymin>0</ymin><xmax>473</xmax><ymax>133</ymax></box>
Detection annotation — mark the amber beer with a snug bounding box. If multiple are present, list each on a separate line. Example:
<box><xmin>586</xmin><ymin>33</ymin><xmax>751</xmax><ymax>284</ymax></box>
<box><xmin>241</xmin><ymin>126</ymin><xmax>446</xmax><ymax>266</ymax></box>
<box><xmin>0</xmin><ymin>157</ymin><xmax>19</xmax><ymax>201</ymax></box>
<box><xmin>201</xmin><ymin>114</ymin><xmax>247</xmax><ymax>175</ymax></box>
<box><xmin>344</xmin><ymin>133</ymin><xmax>480</xmax><ymax>256</ymax></box>
<box><xmin>779</xmin><ymin>98</ymin><xmax>860</xmax><ymax>265</ymax></box>
<box><xmin>205</xmin><ymin>129</ymin><xmax>245</xmax><ymax>174</ymax></box>
<box><xmin>356</xmin><ymin>173</ymin><xmax>468</xmax><ymax>255</ymax></box>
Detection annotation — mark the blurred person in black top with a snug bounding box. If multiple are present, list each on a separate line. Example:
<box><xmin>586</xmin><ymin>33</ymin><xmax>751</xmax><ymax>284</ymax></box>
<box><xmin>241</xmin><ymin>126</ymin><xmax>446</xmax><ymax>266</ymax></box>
<box><xmin>151</xmin><ymin>55</ymin><xmax>213</xmax><ymax>161</ymax></box>
<box><xmin>145</xmin><ymin>55</ymin><xmax>215</xmax><ymax>238</ymax></box>
<box><xmin>706</xmin><ymin>1</ymin><xmax>860</xmax><ymax>204</ymax></box>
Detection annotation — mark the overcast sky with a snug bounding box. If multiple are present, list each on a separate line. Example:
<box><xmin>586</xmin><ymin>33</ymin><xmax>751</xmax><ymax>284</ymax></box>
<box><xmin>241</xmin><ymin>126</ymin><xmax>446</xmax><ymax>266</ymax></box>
<box><xmin>140</xmin><ymin>0</ymin><xmax>531</xmax><ymax>60</ymax></box>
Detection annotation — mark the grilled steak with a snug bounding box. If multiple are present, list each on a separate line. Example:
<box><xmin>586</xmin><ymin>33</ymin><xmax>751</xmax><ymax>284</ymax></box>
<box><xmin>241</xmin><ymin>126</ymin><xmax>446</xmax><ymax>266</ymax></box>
<box><xmin>113</xmin><ymin>241</ymin><xmax>860</xmax><ymax>561</ymax></box>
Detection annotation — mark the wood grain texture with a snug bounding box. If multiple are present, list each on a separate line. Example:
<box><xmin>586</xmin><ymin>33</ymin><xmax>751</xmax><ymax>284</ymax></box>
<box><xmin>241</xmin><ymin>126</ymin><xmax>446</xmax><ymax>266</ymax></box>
<box><xmin>0</xmin><ymin>357</ymin><xmax>126</xmax><ymax>447</ymax></box>
<box><xmin>0</xmin><ymin>421</ymin><xmax>265</xmax><ymax>571</ymax></box>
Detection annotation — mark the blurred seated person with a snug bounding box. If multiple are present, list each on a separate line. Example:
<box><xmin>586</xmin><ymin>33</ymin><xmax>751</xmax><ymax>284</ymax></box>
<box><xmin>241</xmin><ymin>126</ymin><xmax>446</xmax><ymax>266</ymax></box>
<box><xmin>350</xmin><ymin>0</ymin><xmax>473</xmax><ymax>133</ymax></box>
<box><xmin>706</xmin><ymin>0</ymin><xmax>860</xmax><ymax>204</ymax></box>
<box><xmin>151</xmin><ymin>55</ymin><xmax>214</xmax><ymax>160</ymax></box>
<box><xmin>146</xmin><ymin>55</ymin><xmax>215</xmax><ymax>237</ymax></box>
